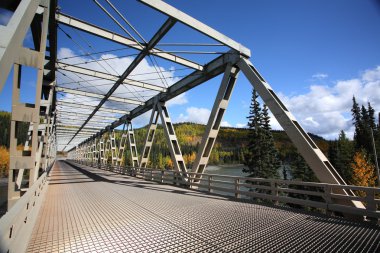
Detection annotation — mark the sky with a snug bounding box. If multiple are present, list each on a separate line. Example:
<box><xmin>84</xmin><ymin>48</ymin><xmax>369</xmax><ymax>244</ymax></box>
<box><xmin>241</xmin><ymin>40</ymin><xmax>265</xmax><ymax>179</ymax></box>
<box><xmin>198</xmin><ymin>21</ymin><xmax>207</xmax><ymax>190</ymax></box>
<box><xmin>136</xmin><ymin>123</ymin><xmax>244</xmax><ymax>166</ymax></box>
<box><xmin>1</xmin><ymin>0</ymin><xmax>380</xmax><ymax>142</ymax></box>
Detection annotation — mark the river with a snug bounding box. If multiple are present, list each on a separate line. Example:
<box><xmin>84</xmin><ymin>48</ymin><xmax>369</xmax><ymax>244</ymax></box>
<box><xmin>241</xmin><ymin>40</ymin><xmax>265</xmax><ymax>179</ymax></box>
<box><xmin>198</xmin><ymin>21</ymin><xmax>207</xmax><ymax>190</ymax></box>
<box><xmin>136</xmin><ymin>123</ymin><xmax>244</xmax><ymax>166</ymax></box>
<box><xmin>204</xmin><ymin>164</ymin><xmax>249</xmax><ymax>177</ymax></box>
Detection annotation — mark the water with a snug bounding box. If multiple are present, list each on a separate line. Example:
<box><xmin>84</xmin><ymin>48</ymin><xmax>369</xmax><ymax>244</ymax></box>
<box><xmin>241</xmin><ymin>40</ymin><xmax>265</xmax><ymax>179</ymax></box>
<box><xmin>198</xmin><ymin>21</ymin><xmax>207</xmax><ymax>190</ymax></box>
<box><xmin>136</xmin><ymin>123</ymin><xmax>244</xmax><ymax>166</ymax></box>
<box><xmin>197</xmin><ymin>164</ymin><xmax>250</xmax><ymax>197</ymax></box>
<box><xmin>204</xmin><ymin>164</ymin><xmax>248</xmax><ymax>177</ymax></box>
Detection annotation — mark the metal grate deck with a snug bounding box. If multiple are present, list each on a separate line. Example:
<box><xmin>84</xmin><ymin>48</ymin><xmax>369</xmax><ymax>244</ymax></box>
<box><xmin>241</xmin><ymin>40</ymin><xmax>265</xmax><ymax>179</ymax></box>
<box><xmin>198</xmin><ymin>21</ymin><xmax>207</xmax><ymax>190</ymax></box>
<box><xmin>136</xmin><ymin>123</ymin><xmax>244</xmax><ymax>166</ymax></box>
<box><xmin>26</xmin><ymin>161</ymin><xmax>380</xmax><ymax>253</ymax></box>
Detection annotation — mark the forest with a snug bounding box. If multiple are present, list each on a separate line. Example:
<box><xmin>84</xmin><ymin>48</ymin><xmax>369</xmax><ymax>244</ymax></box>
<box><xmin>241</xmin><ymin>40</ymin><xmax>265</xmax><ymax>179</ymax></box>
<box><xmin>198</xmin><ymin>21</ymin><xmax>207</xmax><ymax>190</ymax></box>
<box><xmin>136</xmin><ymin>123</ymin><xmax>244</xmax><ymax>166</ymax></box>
<box><xmin>0</xmin><ymin>110</ymin><xmax>329</xmax><ymax>178</ymax></box>
<box><xmin>0</xmin><ymin>95</ymin><xmax>379</xmax><ymax>189</ymax></box>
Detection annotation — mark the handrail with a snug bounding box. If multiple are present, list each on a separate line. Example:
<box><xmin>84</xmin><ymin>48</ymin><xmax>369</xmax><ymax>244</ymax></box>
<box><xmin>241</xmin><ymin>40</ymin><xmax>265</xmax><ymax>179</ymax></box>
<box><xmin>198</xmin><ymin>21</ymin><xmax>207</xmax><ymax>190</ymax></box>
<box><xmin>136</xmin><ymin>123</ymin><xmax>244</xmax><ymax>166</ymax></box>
<box><xmin>0</xmin><ymin>171</ymin><xmax>49</xmax><ymax>253</ymax></box>
<box><xmin>73</xmin><ymin>160</ymin><xmax>380</xmax><ymax>222</ymax></box>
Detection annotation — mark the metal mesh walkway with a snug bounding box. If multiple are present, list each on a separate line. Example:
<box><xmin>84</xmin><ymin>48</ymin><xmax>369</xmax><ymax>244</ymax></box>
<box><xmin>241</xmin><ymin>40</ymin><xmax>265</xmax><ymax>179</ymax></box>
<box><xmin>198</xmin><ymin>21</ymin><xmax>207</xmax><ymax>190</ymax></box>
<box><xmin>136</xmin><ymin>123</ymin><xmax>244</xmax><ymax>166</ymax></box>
<box><xmin>26</xmin><ymin>161</ymin><xmax>380</xmax><ymax>253</ymax></box>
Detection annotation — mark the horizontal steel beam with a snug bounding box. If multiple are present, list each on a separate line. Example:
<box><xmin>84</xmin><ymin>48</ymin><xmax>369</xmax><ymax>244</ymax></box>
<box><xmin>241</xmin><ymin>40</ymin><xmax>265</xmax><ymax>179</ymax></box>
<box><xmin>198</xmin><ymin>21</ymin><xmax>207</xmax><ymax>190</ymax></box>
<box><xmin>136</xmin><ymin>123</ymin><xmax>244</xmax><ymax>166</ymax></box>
<box><xmin>56</xmin><ymin>100</ymin><xmax>129</xmax><ymax>114</ymax></box>
<box><xmin>57</xmin><ymin>117</ymin><xmax>112</xmax><ymax>125</ymax></box>
<box><xmin>57</xmin><ymin>121</ymin><xmax>109</xmax><ymax>126</ymax></box>
<box><xmin>56</xmin><ymin>13</ymin><xmax>203</xmax><ymax>71</ymax></box>
<box><xmin>56</xmin><ymin>126</ymin><xmax>99</xmax><ymax>132</ymax></box>
<box><xmin>57</xmin><ymin>111</ymin><xmax>118</xmax><ymax>121</ymax></box>
<box><xmin>57</xmin><ymin>62</ymin><xmax>167</xmax><ymax>92</ymax></box>
<box><xmin>56</xmin><ymin>124</ymin><xmax>104</xmax><ymax>130</ymax></box>
<box><xmin>57</xmin><ymin>132</ymin><xmax>96</xmax><ymax>136</ymax></box>
<box><xmin>139</xmin><ymin>0</ymin><xmax>250</xmax><ymax>57</ymax></box>
<box><xmin>56</xmin><ymin>87</ymin><xmax>144</xmax><ymax>105</ymax></box>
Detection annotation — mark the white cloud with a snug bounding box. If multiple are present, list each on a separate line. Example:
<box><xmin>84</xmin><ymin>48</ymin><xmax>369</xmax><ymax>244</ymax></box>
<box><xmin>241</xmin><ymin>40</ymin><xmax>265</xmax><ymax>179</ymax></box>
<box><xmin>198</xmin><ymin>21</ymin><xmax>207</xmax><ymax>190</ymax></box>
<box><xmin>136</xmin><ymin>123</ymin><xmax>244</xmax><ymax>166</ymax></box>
<box><xmin>362</xmin><ymin>66</ymin><xmax>380</xmax><ymax>82</ymax></box>
<box><xmin>131</xmin><ymin>111</ymin><xmax>152</xmax><ymax>128</ymax></box>
<box><xmin>268</xmin><ymin>112</ymin><xmax>282</xmax><ymax>130</ymax></box>
<box><xmin>177</xmin><ymin>107</ymin><xmax>211</xmax><ymax>124</ymax></box>
<box><xmin>221</xmin><ymin>121</ymin><xmax>231</xmax><ymax>127</ymax></box>
<box><xmin>312</xmin><ymin>73</ymin><xmax>328</xmax><ymax>80</ymax></box>
<box><xmin>57</xmin><ymin>47</ymin><xmax>179</xmax><ymax>99</ymax></box>
<box><xmin>275</xmin><ymin>66</ymin><xmax>380</xmax><ymax>139</ymax></box>
<box><xmin>167</xmin><ymin>93</ymin><xmax>188</xmax><ymax>107</ymax></box>
<box><xmin>55</xmin><ymin>47</ymin><xmax>186</xmax><ymax>149</ymax></box>
<box><xmin>56</xmin><ymin>47</ymin><xmax>182</xmax><ymax>128</ymax></box>
<box><xmin>236</xmin><ymin>123</ymin><xmax>247</xmax><ymax>128</ymax></box>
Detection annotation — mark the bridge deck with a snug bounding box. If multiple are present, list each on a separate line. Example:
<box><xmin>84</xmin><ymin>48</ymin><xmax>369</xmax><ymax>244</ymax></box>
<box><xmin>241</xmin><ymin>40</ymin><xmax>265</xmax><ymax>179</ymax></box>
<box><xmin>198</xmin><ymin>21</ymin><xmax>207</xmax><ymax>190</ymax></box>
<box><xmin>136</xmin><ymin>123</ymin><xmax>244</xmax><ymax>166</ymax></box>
<box><xmin>27</xmin><ymin>161</ymin><xmax>380</xmax><ymax>253</ymax></box>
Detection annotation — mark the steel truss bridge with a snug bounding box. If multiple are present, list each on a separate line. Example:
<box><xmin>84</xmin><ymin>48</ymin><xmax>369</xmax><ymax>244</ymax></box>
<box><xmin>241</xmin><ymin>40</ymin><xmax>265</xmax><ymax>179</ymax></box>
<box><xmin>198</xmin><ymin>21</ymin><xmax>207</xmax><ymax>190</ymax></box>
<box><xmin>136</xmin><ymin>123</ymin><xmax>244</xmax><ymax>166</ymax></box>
<box><xmin>0</xmin><ymin>0</ymin><xmax>379</xmax><ymax>252</ymax></box>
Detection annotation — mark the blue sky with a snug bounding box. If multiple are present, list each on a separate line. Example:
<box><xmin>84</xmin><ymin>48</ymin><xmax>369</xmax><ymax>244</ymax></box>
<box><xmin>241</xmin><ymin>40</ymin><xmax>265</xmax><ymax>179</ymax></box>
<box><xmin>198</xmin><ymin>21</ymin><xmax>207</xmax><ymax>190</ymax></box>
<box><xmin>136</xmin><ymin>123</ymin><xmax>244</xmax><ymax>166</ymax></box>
<box><xmin>1</xmin><ymin>0</ymin><xmax>380</xmax><ymax>141</ymax></box>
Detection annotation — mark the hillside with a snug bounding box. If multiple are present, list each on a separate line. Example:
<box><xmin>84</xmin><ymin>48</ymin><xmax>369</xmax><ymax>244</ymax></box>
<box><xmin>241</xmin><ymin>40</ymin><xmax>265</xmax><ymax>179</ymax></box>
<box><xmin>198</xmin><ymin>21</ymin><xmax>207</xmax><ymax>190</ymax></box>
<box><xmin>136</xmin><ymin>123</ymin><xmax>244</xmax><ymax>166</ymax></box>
<box><xmin>0</xmin><ymin>111</ymin><xmax>330</xmax><ymax>169</ymax></box>
<box><xmin>119</xmin><ymin>122</ymin><xmax>330</xmax><ymax>169</ymax></box>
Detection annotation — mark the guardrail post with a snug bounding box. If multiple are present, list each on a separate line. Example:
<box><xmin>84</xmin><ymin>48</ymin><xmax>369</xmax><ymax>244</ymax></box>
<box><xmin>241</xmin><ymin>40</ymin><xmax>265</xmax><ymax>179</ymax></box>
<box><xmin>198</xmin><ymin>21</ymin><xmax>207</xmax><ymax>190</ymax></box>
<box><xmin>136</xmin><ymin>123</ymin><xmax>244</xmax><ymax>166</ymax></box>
<box><xmin>208</xmin><ymin>176</ymin><xmax>212</xmax><ymax>193</ymax></box>
<box><xmin>324</xmin><ymin>185</ymin><xmax>332</xmax><ymax>215</ymax></box>
<box><xmin>235</xmin><ymin>179</ymin><xmax>240</xmax><ymax>198</ymax></box>
<box><xmin>365</xmin><ymin>188</ymin><xmax>378</xmax><ymax>223</ymax></box>
<box><xmin>271</xmin><ymin>181</ymin><xmax>279</xmax><ymax>205</ymax></box>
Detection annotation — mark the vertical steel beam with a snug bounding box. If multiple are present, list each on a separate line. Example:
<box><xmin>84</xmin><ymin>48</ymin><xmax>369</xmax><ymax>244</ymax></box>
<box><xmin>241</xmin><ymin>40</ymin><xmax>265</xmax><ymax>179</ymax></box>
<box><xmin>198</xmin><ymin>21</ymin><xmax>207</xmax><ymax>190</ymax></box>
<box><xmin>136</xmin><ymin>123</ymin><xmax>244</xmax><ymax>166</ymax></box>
<box><xmin>156</xmin><ymin>102</ymin><xmax>188</xmax><ymax>178</ymax></box>
<box><xmin>139</xmin><ymin>108</ymin><xmax>159</xmax><ymax>168</ymax></box>
<box><xmin>191</xmin><ymin>65</ymin><xmax>239</xmax><ymax>181</ymax></box>
<box><xmin>99</xmin><ymin>137</ymin><xmax>105</xmax><ymax>166</ymax></box>
<box><xmin>110</xmin><ymin>131</ymin><xmax>118</xmax><ymax>167</ymax></box>
<box><xmin>7</xmin><ymin>1</ymin><xmax>52</xmax><ymax>209</ymax></box>
<box><xmin>93</xmin><ymin>138</ymin><xmax>97</xmax><ymax>165</ymax></box>
<box><xmin>117</xmin><ymin>121</ymin><xmax>139</xmax><ymax>168</ymax></box>
<box><xmin>104</xmin><ymin>135</ymin><xmax>111</xmax><ymax>168</ymax></box>
<box><xmin>127</xmin><ymin>122</ymin><xmax>139</xmax><ymax>167</ymax></box>
<box><xmin>117</xmin><ymin>131</ymin><xmax>128</xmax><ymax>168</ymax></box>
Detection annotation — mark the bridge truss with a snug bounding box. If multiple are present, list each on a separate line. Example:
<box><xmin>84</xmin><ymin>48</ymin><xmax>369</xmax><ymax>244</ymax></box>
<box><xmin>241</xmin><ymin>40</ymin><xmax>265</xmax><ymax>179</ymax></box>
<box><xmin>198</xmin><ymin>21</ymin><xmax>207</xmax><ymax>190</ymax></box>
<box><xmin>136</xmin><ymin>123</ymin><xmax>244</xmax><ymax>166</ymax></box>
<box><xmin>0</xmin><ymin>0</ymin><xmax>358</xmax><ymax>210</ymax></box>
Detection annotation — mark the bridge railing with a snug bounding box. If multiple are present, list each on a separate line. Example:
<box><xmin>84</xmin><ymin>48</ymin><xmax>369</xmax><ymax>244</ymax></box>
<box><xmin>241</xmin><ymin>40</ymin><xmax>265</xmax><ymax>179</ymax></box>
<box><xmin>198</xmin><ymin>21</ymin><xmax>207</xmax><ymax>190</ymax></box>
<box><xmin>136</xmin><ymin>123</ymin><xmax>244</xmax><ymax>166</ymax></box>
<box><xmin>0</xmin><ymin>172</ymin><xmax>49</xmax><ymax>253</ymax></box>
<box><xmin>75</xmin><ymin>161</ymin><xmax>380</xmax><ymax>221</ymax></box>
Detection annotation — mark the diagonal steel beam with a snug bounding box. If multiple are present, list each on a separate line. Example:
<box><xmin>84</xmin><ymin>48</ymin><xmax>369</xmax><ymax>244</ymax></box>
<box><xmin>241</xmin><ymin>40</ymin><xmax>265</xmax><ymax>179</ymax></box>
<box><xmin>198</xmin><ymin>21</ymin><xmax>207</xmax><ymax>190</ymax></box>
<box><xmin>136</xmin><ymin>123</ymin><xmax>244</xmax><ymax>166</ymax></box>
<box><xmin>56</xmin><ymin>87</ymin><xmax>144</xmax><ymax>105</ymax></box>
<box><xmin>0</xmin><ymin>0</ymin><xmax>41</xmax><ymax>92</ymax></box>
<box><xmin>56</xmin><ymin>13</ymin><xmax>203</xmax><ymax>71</ymax></box>
<box><xmin>57</xmin><ymin>62</ymin><xmax>167</xmax><ymax>92</ymax></box>
<box><xmin>139</xmin><ymin>0</ymin><xmax>251</xmax><ymax>57</ymax></box>
<box><xmin>63</xmin><ymin>17</ymin><xmax>177</xmax><ymax>150</ymax></box>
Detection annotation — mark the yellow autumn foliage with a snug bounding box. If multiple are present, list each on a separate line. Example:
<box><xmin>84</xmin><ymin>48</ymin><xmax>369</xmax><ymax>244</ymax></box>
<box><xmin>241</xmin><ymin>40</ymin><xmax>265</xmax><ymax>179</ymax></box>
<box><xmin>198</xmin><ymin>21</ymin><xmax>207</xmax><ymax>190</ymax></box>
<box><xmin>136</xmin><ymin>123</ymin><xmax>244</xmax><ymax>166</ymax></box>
<box><xmin>0</xmin><ymin>146</ymin><xmax>9</xmax><ymax>178</ymax></box>
<box><xmin>351</xmin><ymin>151</ymin><xmax>377</xmax><ymax>187</ymax></box>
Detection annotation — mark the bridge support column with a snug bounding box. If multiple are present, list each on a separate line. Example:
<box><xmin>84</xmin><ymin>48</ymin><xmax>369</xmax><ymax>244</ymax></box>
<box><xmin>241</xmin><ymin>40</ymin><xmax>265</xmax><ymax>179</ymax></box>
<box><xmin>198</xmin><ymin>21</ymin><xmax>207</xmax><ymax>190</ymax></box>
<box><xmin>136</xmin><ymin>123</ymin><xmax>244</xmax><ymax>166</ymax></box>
<box><xmin>140</xmin><ymin>108</ymin><xmax>159</xmax><ymax>168</ymax></box>
<box><xmin>7</xmin><ymin>0</ymin><xmax>55</xmax><ymax>210</ymax></box>
<box><xmin>127</xmin><ymin>122</ymin><xmax>139</xmax><ymax>168</ymax></box>
<box><xmin>156</xmin><ymin>102</ymin><xmax>188</xmax><ymax>180</ymax></box>
<box><xmin>93</xmin><ymin>138</ymin><xmax>99</xmax><ymax>167</ymax></box>
<box><xmin>118</xmin><ymin>121</ymin><xmax>139</xmax><ymax>170</ymax></box>
<box><xmin>104</xmin><ymin>134</ymin><xmax>111</xmax><ymax>169</ymax></box>
<box><xmin>99</xmin><ymin>137</ymin><xmax>105</xmax><ymax>168</ymax></box>
<box><xmin>110</xmin><ymin>131</ymin><xmax>118</xmax><ymax>169</ymax></box>
<box><xmin>191</xmin><ymin>65</ymin><xmax>239</xmax><ymax>182</ymax></box>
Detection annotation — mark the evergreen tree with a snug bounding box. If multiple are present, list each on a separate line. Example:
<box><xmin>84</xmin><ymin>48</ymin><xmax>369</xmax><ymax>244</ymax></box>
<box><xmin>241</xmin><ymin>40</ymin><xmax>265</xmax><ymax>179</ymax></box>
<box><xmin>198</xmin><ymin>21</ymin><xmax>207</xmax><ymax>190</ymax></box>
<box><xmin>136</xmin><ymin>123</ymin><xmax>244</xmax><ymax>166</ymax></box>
<box><xmin>290</xmin><ymin>153</ymin><xmax>317</xmax><ymax>182</ymax></box>
<box><xmin>261</xmin><ymin>104</ymin><xmax>281</xmax><ymax>176</ymax></box>
<box><xmin>352</xmin><ymin>98</ymin><xmax>377</xmax><ymax>164</ymax></box>
<box><xmin>367</xmin><ymin>103</ymin><xmax>376</xmax><ymax>130</ymax></box>
<box><xmin>331</xmin><ymin>130</ymin><xmax>354</xmax><ymax>183</ymax></box>
<box><xmin>352</xmin><ymin>96</ymin><xmax>363</xmax><ymax>150</ymax></box>
<box><xmin>243</xmin><ymin>89</ymin><xmax>280</xmax><ymax>178</ymax></box>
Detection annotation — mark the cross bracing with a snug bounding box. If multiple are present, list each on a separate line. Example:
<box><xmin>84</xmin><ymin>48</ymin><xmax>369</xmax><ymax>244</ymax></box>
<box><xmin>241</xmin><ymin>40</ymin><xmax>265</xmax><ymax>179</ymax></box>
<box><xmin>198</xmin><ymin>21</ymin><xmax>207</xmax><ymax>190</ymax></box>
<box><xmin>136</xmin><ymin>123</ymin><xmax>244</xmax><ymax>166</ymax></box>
<box><xmin>0</xmin><ymin>0</ymin><xmax>371</xmax><ymax>226</ymax></box>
